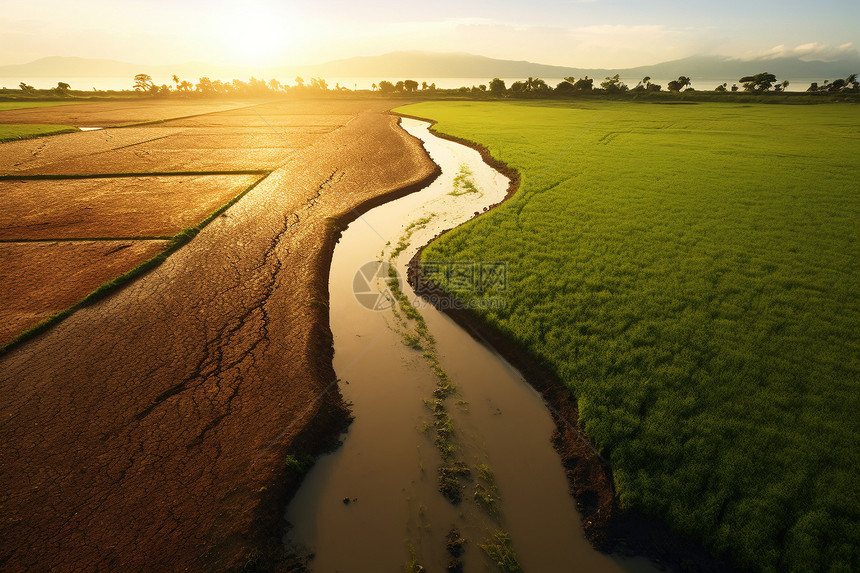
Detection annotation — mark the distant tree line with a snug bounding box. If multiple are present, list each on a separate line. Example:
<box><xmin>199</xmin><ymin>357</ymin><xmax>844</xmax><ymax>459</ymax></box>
<box><xmin>3</xmin><ymin>71</ymin><xmax>857</xmax><ymax>100</ymax></box>
<box><xmin>365</xmin><ymin>72</ymin><xmax>858</xmax><ymax>97</ymax></box>
<box><xmin>130</xmin><ymin>73</ymin><xmax>349</xmax><ymax>96</ymax></box>
<box><xmin>806</xmin><ymin>73</ymin><xmax>859</xmax><ymax>93</ymax></box>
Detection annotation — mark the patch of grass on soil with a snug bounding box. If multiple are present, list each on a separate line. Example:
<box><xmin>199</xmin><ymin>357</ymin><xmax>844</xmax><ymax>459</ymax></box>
<box><xmin>0</xmin><ymin>124</ymin><xmax>78</xmax><ymax>142</ymax></box>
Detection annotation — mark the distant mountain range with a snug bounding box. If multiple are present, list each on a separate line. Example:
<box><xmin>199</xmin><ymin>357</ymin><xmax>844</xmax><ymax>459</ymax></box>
<box><xmin>1</xmin><ymin>51</ymin><xmax>858</xmax><ymax>82</ymax></box>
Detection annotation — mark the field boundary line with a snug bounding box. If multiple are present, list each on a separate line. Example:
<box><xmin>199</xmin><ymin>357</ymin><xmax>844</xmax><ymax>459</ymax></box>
<box><xmin>0</xmin><ymin>236</ymin><xmax>174</xmax><ymax>243</ymax></box>
<box><xmin>0</xmin><ymin>170</ymin><xmax>270</xmax><ymax>181</ymax></box>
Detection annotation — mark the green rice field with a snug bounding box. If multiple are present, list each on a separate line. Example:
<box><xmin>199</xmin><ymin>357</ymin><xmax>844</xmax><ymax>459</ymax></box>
<box><xmin>398</xmin><ymin>100</ymin><xmax>860</xmax><ymax>572</ymax></box>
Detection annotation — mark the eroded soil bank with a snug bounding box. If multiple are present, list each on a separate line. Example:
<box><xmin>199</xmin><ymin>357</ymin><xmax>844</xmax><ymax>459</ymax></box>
<box><xmin>0</xmin><ymin>100</ymin><xmax>438</xmax><ymax>571</ymax></box>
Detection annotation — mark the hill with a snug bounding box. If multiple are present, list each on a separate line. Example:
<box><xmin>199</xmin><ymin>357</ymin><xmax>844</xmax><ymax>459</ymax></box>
<box><xmin>1</xmin><ymin>51</ymin><xmax>858</xmax><ymax>83</ymax></box>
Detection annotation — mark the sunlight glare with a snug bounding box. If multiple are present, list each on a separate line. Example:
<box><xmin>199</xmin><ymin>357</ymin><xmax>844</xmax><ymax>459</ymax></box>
<box><xmin>210</xmin><ymin>1</ymin><xmax>301</xmax><ymax>66</ymax></box>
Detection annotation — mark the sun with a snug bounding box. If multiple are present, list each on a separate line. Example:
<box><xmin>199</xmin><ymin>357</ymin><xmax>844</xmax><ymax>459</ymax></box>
<box><xmin>209</xmin><ymin>1</ymin><xmax>301</xmax><ymax>67</ymax></box>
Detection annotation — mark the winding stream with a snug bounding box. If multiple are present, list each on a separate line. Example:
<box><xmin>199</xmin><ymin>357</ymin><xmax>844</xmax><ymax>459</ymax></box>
<box><xmin>284</xmin><ymin>119</ymin><xmax>656</xmax><ymax>572</ymax></box>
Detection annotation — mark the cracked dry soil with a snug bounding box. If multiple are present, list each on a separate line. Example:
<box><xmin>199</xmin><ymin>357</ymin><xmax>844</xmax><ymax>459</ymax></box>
<box><xmin>0</xmin><ymin>103</ymin><xmax>438</xmax><ymax>571</ymax></box>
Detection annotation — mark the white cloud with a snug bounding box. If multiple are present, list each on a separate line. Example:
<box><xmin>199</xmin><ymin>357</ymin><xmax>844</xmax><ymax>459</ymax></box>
<box><xmin>744</xmin><ymin>42</ymin><xmax>858</xmax><ymax>62</ymax></box>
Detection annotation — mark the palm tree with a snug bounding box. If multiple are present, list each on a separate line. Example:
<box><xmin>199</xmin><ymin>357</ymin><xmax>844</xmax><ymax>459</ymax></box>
<box><xmin>172</xmin><ymin>75</ymin><xmax>180</xmax><ymax>91</ymax></box>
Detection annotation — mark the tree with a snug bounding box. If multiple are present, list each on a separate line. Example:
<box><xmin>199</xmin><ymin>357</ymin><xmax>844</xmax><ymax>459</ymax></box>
<box><xmin>268</xmin><ymin>78</ymin><xmax>281</xmax><ymax>91</ymax></box>
<box><xmin>632</xmin><ymin>76</ymin><xmax>651</xmax><ymax>92</ymax></box>
<box><xmin>559</xmin><ymin>76</ymin><xmax>594</xmax><ymax>93</ymax></box>
<box><xmin>294</xmin><ymin>76</ymin><xmax>305</xmax><ymax>88</ymax></box>
<box><xmin>310</xmin><ymin>77</ymin><xmax>328</xmax><ymax>90</ymax></box>
<box><xmin>403</xmin><ymin>79</ymin><xmax>419</xmax><ymax>92</ymax></box>
<box><xmin>555</xmin><ymin>80</ymin><xmax>575</xmax><ymax>92</ymax></box>
<box><xmin>394</xmin><ymin>80</ymin><xmax>405</xmax><ymax>92</ymax></box>
<box><xmin>571</xmin><ymin>76</ymin><xmax>594</xmax><ymax>91</ymax></box>
<box><xmin>421</xmin><ymin>81</ymin><xmax>428</xmax><ymax>90</ymax></box>
<box><xmin>18</xmin><ymin>82</ymin><xmax>36</xmax><ymax>95</ymax></box>
<box><xmin>377</xmin><ymin>80</ymin><xmax>395</xmax><ymax>94</ymax></box>
<box><xmin>172</xmin><ymin>74</ymin><xmax>180</xmax><ymax>90</ymax></box>
<box><xmin>632</xmin><ymin>76</ymin><xmax>661</xmax><ymax>93</ymax></box>
<box><xmin>600</xmin><ymin>74</ymin><xmax>628</xmax><ymax>93</ymax></box>
<box><xmin>196</xmin><ymin>77</ymin><xmax>215</xmax><ymax>95</ymax></box>
<box><xmin>739</xmin><ymin>72</ymin><xmax>777</xmax><ymax>93</ymax></box>
<box><xmin>532</xmin><ymin>78</ymin><xmax>549</xmax><ymax>92</ymax></box>
<box><xmin>667</xmin><ymin>76</ymin><xmax>691</xmax><ymax>92</ymax></box>
<box><xmin>52</xmin><ymin>81</ymin><xmax>71</xmax><ymax>96</ymax></box>
<box><xmin>133</xmin><ymin>74</ymin><xmax>154</xmax><ymax>92</ymax></box>
<box><xmin>489</xmin><ymin>78</ymin><xmax>506</xmax><ymax>95</ymax></box>
<box><xmin>714</xmin><ymin>83</ymin><xmax>728</xmax><ymax>92</ymax></box>
<box><xmin>813</xmin><ymin>75</ymin><xmax>860</xmax><ymax>93</ymax></box>
<box><xmin>371</xmin><ymin>83</ymin><xmax>377</xmax><ymax>91</ymax></box>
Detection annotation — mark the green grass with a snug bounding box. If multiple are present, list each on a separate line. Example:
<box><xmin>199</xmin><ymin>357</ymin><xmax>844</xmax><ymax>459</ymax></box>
<box><xmin>0</xmin><ymin>100</ymin><xmax>89</xmax><ymax>142</ymax></box>
<box><xmin>0</xmin><ymin>101</ymin><xmax>85</xmax><ymax>111</ymax></box>
<box><xmin>478</xmin><ymin>530</ymin><xmax>522</xmax><ymax>573</ymax></box>
<box><xmin>398</xmin><ymin>100</ymin><xmax>860</xmax><ymax>573</ymax></box>
<box><xmin>0</xmin><ymin>124</ymin><xmax>79</xmax><ymax>142</ymax></box>
<box><xmin>284</xmin><ymin>454</ymin><xmax>315</xmax><ymax>475</ymax></box>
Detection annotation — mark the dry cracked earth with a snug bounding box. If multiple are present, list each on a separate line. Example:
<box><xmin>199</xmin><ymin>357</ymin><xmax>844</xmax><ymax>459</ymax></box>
<box><xmin>0</xmin><ymin>98</ymin><xmax>438</xmax><ymax>570</ymax></box>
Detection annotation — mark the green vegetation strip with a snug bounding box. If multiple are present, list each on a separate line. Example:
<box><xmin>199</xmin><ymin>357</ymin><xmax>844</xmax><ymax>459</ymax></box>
<box><xmin>0</xmin><ymin>124</ymin><xmax>79</xmax><ymax>143</ymax></box>
<box><xmin>0</xmin><ymin>170</ymin><xmax>270</xmax><ymax>181</ymax></box>
<box><xmin>0</xmin><ymin>236</ymin><xmax>174</xmax><ymax>243</ymax></box>
<box><xmin>0</xmin><ymin>173</ymin><xmax>269</xmax><ymax>357</ymax></box>
<box><xmin>0</xmin><ymin>101</ymin><xmax>86</xmax><ymax>111</ymax></box>
<box><xmin>399</xmin><ymin>100</ymin><xmax>860</xmax><ymax>572</ymax></box>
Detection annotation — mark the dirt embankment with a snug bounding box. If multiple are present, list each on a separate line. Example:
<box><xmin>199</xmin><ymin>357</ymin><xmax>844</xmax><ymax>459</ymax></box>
<box><xmin>0</xmin><ymin>102</ymin><xmax>439</xmax><ymax>571</ymax></box>
<box><xmin>402</xmin><ymin>114</ymin><xmax>737</xmax><ymax>573</ymax></box>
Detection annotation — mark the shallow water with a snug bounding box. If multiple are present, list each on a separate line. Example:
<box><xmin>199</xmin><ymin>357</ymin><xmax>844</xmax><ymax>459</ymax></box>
<box><xmin>284</xmin><ymin>118</ymin><xmax>656</xmax><ymax>572</ymax></box>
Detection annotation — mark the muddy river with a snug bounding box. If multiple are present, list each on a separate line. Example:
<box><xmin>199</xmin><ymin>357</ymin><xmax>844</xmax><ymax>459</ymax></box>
<box><xmin>285</xmin><ymin>118</ymin><xmax>656</xmax><ymax>572</ymax></box>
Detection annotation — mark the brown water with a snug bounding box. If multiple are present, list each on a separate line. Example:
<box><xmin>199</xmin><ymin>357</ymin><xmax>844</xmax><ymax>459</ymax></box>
<box><xmin>284</xmin><ymin>119</ymin><xmax>656</xmax><ymax>572</ymax></box>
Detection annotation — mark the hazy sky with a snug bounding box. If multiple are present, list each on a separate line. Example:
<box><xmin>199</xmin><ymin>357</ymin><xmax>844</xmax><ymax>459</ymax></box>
<box><xmin>2</xmin><ymin>0</ymin><xmax>858</xmax><ymax>67</ymax></box>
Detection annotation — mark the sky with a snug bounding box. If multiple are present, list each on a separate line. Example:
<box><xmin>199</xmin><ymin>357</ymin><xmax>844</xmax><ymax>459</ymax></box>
<box><xmin>1</xmin><ymin>0</ymin><xmax>858</xmax><ymax>68</ymax></box>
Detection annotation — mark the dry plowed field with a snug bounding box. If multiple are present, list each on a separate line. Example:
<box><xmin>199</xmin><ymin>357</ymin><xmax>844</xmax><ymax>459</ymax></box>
<box><xmin>0</xmin><ymin>98</ymin><xmax>437</xmax><ymax>570</ymax></box>
<box><xmin>0</xmin><ymin>100</ymin><xmax>252</xmax><ymax>127</ymax></box>
<box><xmin>0</xmin><ymin>175</ymin><xmax>261</xmax><ymax>239</ymax></box>
<box><xmin>0</xmin><ymin>240</ymin><xmax>169</xmax><ymax>344</ymax></box>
